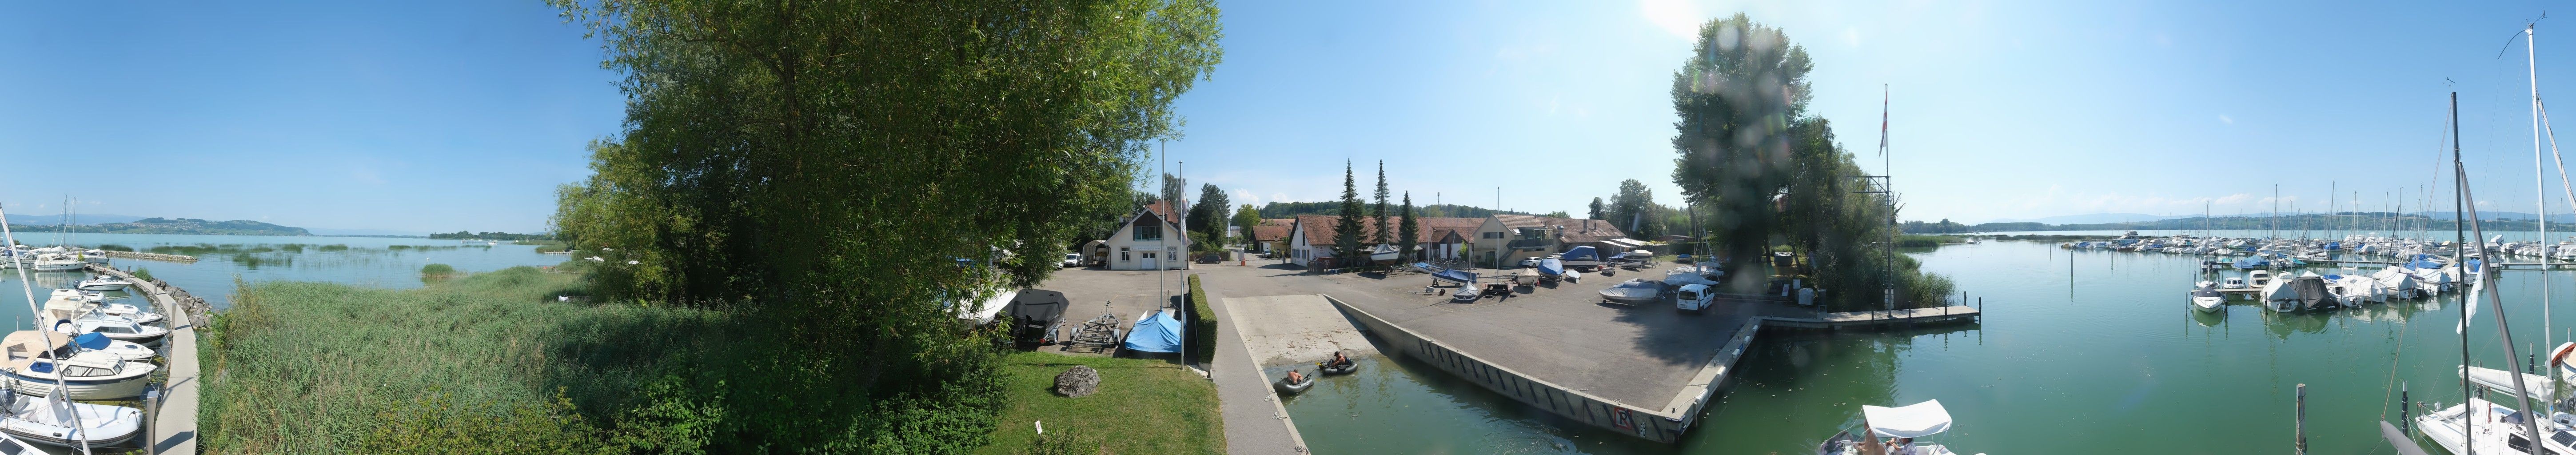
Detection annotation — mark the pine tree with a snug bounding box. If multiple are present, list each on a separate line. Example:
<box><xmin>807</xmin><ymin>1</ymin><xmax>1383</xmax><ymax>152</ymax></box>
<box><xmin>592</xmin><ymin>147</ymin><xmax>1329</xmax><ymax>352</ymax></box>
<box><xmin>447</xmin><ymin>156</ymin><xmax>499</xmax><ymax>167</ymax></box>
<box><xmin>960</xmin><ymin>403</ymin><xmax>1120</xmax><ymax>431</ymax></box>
<box><xmin>1588</xmin><ymin>197</ymin><xmax>1607</xmax><ymax>220</ymax></box>
<box><xmin>1398</xmin><ymin>192</ymin><xmax>1420</xmax><ymax>262</ymax></box>
<box><xmin>1372</xmin><ymin>160</ymin><xmax>1390</xmax><ymax>245</ymax></box>
<box><xmin>1335</xmin><ymin>161</ymin><xmax>1367</xmax><ymax>267</ymax></box>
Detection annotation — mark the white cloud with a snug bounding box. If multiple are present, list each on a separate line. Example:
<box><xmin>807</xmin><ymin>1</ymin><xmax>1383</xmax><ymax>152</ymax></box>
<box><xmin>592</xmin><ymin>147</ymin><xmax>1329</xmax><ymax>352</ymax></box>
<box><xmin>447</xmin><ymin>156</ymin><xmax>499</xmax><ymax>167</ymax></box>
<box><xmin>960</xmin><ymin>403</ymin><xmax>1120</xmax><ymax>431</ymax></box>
<box><xmin>2218</xmin><ymin>114</ymin><xmax>2233</xmax><ymax>124</ymax></box>
<box><xmin>1844</xmin><ymin>27</ymin><xmax>1862</xmax><ymax>48</ymax></box>
<box><xmin>1232</xmin><ymin>189</ymin><xmax>1260</xmax><ymax>205</ymax></box>
<box><xmin>1639</xmin><ymin>0</ymin><xmax>1703</xmax><ymax>40</ymax></box>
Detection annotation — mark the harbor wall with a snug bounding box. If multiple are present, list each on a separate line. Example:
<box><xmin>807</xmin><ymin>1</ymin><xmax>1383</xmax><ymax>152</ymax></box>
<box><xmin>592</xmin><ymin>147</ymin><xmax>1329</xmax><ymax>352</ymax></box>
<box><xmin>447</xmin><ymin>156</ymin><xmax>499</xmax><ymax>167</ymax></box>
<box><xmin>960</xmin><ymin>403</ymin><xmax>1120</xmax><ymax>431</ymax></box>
<box><xmin>1325</xmin><ymin>295</ymin><xmax>1708</xmax><ymax>443</ymax></box>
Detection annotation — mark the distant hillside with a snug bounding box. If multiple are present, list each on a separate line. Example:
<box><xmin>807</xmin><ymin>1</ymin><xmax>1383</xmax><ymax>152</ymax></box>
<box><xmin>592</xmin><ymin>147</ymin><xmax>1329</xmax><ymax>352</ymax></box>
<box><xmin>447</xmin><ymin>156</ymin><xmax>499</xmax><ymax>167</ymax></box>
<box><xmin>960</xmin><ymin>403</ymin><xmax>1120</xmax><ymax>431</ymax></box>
<box><xmin>8</xmin><ymin>217</ymin><xmax>311</xmax><ymax>236</ymax></box>
<box><xmin>8</xmin><ymin>214</ymin><xmax>148</xmax><ymax>225</ymax></box>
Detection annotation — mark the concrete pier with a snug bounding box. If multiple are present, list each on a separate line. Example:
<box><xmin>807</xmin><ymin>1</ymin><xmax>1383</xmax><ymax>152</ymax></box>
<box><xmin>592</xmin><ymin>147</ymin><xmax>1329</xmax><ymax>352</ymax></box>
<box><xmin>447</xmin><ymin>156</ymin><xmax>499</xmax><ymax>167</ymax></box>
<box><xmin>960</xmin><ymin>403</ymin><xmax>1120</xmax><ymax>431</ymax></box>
<box><xmin>86</xmin><ymin>264</ymin><xmax>198</xmax><ymax>455</ymax></box>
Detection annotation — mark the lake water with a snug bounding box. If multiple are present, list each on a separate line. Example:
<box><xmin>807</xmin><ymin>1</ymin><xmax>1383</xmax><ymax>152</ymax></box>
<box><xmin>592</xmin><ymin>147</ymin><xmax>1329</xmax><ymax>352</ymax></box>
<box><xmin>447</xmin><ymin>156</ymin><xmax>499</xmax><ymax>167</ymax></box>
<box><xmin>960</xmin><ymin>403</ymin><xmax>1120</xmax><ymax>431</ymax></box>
<box><xmin>0</xmin><ymin>232</ymin><xmax>566</xmax><ymax>331</ymax></box>
<box><xmin>1287</xmin><ymin>239</ymin><xmax>2576</xmax><ymax>454</ymax></box>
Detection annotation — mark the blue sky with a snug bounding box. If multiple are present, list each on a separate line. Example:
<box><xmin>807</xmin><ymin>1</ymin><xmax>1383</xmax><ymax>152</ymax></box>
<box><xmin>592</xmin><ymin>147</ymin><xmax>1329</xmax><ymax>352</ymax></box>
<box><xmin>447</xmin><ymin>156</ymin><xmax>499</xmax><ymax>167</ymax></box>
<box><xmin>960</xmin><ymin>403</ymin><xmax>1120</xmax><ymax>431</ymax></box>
<box><xmin>0</xmin><ymin>1</ymin><xmax>617</xmax><ymax>234</ymax></box>
<box><xmin>1166</xmin><ymin>0</ymin><xmax>2576</xmax><ymax>224</ymax></box>
<box><xmin>7</xmin><ymin>1</ymin><xmax>2576</xmax><ymax>233</ymax></box>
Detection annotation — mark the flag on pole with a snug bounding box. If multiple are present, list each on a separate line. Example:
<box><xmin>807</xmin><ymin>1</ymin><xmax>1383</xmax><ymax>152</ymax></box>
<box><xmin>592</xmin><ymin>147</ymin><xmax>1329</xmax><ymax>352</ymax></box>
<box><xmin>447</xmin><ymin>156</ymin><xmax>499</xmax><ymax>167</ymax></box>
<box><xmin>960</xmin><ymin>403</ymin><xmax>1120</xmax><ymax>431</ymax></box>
<box><xmin>1878</xmin><ymin>84</ymin><xmax>1890</xmax><ymax>156</ymax></box>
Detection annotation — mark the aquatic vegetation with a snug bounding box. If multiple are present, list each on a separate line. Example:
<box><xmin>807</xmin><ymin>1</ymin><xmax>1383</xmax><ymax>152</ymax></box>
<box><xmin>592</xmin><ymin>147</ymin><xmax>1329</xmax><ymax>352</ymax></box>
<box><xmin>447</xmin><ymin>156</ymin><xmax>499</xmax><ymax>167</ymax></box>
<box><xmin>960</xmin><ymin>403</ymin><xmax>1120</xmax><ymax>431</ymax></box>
<box><xmin>92</xmin><ymin>244</ymin><xmax>134</xmax><ymax>252</ymax></box>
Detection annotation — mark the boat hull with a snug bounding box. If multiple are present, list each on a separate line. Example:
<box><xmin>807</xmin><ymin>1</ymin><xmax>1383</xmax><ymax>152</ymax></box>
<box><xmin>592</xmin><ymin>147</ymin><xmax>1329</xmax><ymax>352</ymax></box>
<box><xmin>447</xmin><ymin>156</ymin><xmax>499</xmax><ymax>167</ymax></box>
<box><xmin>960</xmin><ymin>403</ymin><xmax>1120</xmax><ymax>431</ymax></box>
<box><xmin>2</xmin><ymin>367</ymin><xmax>155</xmax><ymax>400</ymax></box>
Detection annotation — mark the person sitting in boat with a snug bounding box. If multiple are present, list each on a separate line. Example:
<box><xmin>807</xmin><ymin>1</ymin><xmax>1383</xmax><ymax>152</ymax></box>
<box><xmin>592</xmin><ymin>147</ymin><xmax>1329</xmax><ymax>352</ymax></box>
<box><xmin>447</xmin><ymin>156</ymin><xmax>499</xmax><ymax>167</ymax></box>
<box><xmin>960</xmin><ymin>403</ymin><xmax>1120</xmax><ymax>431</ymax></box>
<box><xmin>1286</xmin><ymin>370</ymin><xmax>1306</xmax><ymax>384</ymax></box>
<box><xmin>1329</xmin><ymin>351</ymin><xmax>1353</xmax><ymax>368</ymax></box>
<box><xmin>1883</xmin><ymin>437</ymin><xmax>1914</xmax><ymax>455</ymax></box>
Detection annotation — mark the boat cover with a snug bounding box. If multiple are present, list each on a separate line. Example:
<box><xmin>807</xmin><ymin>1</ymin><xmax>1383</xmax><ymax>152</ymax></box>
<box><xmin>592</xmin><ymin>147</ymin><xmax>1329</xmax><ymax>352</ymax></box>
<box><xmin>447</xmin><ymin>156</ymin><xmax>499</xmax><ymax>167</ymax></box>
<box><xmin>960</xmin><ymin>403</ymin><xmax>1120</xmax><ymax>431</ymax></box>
<box><xmin>2293</xmin><ymin>277</ymin><xmax>2335</xmax><ymax>310</ymax></box>
<box><xmin>1560</xmin><ymin>246</ymin><xmax>1601</xmax><ymax>262</ymax></box>
<box><xmin>1123</xmin><ymin>310</ymin><xmax>1184</xmax><ymax>353</ymax></box>
<box><xmin>1432</xmin><ymin>269</ymin><xmax>1479</xmax><ymax>285</ymax></box>
<box><xmin>1860</xmin><ymin>400</ymin><xmax>1952</xmax><ymax>439</ymax></box>
<box><xmin>2407</xmin><ymin>254</ymin><xmax>2443</xmax><ymax>270</ymax></box>
<box><xmin>2462</xmin><ymin>365</ymin><xmax>2557</xmax><ymax>403</ymax></box>
<box><xmin>2234</xmin><ymin>257</ymin><xmax>2266</xmax><ymax>269</ymax></box>
<box><xmin>1538</xmin><ymin>259</ymin><xmax>1564</xmax><ymax>276</ymax></box>
<box><xmin>70</xmin><ymin>333</ymin><xmax>108</xmax><ymax>351</ymax></box>
<box><xmin>1412</xmin><ymin>262</ymin><xmax>1442</xmax><ymax>273</ymax></box>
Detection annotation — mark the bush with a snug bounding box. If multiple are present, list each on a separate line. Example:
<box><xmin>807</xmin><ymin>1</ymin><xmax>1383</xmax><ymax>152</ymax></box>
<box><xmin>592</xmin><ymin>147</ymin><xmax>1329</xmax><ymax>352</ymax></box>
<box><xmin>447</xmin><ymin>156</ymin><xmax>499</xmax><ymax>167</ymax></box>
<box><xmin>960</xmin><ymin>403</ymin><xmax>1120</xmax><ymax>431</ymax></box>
<box><xmin>131</xmin><ymin>267</ymin><xmax>154</xmax><ymax>283</ymax></box>
<box><xmin>422</xmin><ymin>263</ymin><xmax>458</xmax><ymax>276</ymax></box>
<box><xmin>1187</xmin><ymin>275</ymin><xmax>1216</xmax><ymax>362</ymax></box>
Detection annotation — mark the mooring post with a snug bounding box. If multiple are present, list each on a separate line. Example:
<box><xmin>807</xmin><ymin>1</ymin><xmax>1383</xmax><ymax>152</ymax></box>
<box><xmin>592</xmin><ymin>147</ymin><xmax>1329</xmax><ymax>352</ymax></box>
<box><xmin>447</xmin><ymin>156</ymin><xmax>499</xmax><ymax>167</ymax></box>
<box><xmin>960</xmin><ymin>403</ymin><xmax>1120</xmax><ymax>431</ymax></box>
<box><xmin>2296</xmin><ymin>383</ymin><xmax>2308</xmax><ymax>455</ymax></box>
<box><xmin>2401</xmin><ymin>381</ymin><xmax>2410</xmax><ymax>434</ymax></box>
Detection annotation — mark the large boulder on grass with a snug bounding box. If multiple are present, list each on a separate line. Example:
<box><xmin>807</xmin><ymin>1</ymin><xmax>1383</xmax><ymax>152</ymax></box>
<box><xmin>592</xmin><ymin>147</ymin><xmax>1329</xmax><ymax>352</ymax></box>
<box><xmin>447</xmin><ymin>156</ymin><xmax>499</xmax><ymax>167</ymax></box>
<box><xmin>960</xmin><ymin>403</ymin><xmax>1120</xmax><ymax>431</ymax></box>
<box><xmin>1054</xmin><ymin>366</ymin><xmax>1101</xmax><ymax>398</ymax></box>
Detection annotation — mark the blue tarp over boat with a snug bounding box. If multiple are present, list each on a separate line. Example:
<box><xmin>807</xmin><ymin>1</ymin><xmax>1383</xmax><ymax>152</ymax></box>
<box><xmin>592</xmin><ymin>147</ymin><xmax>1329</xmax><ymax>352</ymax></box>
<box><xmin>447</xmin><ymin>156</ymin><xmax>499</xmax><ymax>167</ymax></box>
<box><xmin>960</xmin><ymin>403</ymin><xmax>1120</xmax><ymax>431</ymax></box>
<box><xmin>72</xmin><ymin>332</ymin><xmax>108</xmax><ymax>351</ymax></box>
<box><xmin>1561</xmin><ymin>246</ymin><xmax>1601</xmax><ymax>262</ymax></box>
<box><xmin>1433</xmin><ymin>269</ymin><xmax>1479</xmax><ymax>285</ymax></box>
<box><xmin>2406</xmin><ymin>254</ymin><xmax>2443</xmax><ymax>270</ymax></box>
<box><xmin>2233</xmin><ymin>256</ymin><xmax>2267</xmax><ymax>269</ymax></box>
<box><xmin>1537</xmin><ymin>258</ymin><xmax>1565</xmax><ymax>276</ymax></box>
<box><xmin>1123</xmin><ymin>310</ymin><xmax>1184</xmax><ymax>353</ymax></box>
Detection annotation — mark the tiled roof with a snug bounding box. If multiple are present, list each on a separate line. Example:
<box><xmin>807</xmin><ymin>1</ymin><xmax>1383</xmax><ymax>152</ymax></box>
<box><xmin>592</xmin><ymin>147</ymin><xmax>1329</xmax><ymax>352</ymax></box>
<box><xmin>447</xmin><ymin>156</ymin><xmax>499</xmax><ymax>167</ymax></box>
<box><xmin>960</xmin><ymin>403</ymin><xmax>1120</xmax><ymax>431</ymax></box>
<box><xmin>1250</xmin><ymin>224</ymin><xmax>1292</xmax><ymax>242</ymax></box>
<box><xmin>1492</xmin><ymin>214</ymin><xmax>1542</xmax><ymax>229</ymax></box>
<box><xmin>1295</xmin><ymin>215</ymin><xmax>1480</xmax><ymax>247</ymax></box>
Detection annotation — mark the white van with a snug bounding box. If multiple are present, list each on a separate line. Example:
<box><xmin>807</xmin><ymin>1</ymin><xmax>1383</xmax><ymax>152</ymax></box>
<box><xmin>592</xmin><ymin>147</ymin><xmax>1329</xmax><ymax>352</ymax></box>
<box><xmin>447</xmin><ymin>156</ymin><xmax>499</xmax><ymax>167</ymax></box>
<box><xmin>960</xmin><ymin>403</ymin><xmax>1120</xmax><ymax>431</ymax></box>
<box><xmin>1675</xmin><ymin>283</ymin><xmax>1715</xmax><ymax>312</ymax></box>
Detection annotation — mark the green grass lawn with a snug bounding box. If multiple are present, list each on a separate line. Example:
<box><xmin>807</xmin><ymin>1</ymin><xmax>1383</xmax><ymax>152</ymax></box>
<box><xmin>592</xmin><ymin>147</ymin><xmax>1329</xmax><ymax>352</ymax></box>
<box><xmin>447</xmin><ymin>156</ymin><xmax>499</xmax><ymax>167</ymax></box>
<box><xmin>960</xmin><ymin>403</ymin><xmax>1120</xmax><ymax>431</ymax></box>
<box><xmin>976</xmin><ymin>351</ymin><xmax>1223</xmax><ymax>455</ymax></box>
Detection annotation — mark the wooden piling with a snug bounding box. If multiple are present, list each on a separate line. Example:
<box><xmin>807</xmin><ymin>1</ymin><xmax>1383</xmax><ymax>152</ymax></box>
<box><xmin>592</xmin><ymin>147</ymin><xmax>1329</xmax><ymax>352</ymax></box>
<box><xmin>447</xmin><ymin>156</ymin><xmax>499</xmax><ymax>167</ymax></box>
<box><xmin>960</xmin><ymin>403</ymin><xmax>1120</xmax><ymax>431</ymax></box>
<box><xmin>2296</xmin><ymin>383</ymin><xmax>2308</xmax><ymax>455</ymax></box>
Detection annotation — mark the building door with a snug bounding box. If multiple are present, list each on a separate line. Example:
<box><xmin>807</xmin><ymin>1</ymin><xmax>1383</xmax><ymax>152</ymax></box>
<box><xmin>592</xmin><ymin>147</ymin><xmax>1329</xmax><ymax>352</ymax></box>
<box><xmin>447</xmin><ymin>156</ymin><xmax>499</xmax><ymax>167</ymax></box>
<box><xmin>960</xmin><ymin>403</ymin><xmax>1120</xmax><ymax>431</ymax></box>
<box><xmin>1141</xmin><ymin>253</ymin><xmax>1158</xmax><ymax>270</ymax></box>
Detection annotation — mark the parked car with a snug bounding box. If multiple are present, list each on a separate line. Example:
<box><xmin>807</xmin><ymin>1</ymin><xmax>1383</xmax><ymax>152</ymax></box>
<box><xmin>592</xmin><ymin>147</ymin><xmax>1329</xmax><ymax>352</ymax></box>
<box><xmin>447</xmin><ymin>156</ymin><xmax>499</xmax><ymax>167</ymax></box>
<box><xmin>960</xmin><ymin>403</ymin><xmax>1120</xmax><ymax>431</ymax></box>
<box><xmin>1061</xmin><ymin>253</ymin><xmax>1083</xmax><ymax>268</ymax></box>
<box><xmin>1195</xmin><ymin>251</ymin><xmax>1226</xmax><ymax>263</ymax></box>
<box><xmin>1675</xmin><ymin>283</ymin><xmax>1715</xmax><ymax>313</ymax></box>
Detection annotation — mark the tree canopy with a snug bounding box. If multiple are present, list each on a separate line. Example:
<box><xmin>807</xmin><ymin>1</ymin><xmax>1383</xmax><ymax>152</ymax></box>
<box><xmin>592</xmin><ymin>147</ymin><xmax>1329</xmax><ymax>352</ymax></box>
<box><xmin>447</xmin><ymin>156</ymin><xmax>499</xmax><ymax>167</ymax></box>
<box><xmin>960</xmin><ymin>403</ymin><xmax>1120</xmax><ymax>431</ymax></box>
<box><xmin>546</xmin><ymin>0</ymin><xmax>1222</xmax><ymax>450</ymax></box>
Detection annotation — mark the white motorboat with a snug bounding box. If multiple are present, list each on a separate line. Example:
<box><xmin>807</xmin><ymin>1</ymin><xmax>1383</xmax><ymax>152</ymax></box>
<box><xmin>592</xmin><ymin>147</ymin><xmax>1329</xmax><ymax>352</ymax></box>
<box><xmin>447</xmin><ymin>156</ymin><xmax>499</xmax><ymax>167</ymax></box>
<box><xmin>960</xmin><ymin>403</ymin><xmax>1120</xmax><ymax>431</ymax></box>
<box><xmin>1598</xmin><ymin>279</ymin><xmax>1661</xmax><ymax>306</ymax></box>
<box><xmin>72</xmin><ymin>275</ymin><xmax>128</xmax><ymax>291</ymax></box>
<box><xmin>2221</xmin><ymin>277</ymin><xmax>2247</xmax><ymax>289</ymax></box>
<box><xmin>1661</xmin><ymin>262</ymin><xmax>1723</xmax><ymax>287</ymax></box>
<box><xmin>2248</xmin><ymin>270</ymin><xmax>2274</xmax><ymax>288</ymax></box>
<box><xmin>0</xmin><ymin>387</ymin><xmax>141</xmax><ymax>449</ymax></box>
<box><xmin>0</xmin><ymin>331</ymin><xmax>153</xmax><ymax>400</ymax></box>
<box><xmin>21</xmin><ymin>254</ymin><xmax>80</xmax><ymax>272</ymax></box>
<box><xmin>2190</xmin><ymin>286</ymin><xmax>2225</xmax><ymax>313</ymax></box>
<box><xmin>78</xmin><ymin>250</ymin><xmax>108</xmax><ymax>264</ymax></box>
<box><xmin>42</xmin><ymin>292</ymin><xmax>159</xmax><ymax>325</ymax></box>
<box><xmin>1817</xmin><ymin>400</ymin><xmax>1964</xmax><ymax>455</ymax></box>
<box><xmin>45</xmin><ymin>289</ymin><xmax>99</xmax><ymax>304</ymax></box>
<box><xmin>47</xmin><ymin>312</ymin><xmax>165</xmax><ymax>343</ymax></box>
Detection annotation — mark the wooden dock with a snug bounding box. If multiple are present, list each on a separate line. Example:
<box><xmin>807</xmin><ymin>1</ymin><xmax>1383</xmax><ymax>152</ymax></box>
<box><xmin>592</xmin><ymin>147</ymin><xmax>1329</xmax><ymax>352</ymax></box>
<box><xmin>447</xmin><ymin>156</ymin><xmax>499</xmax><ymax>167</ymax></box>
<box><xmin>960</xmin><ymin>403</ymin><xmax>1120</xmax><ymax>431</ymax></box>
<box><xmin>1759</xmin><ymin>305</ymin><xmax>1981</xmax><ymax>330</ymax></box>
<box><xmin>86</xmin><ymin>263</ymin><xmax>199</xmax><ymax>455</ymax></box>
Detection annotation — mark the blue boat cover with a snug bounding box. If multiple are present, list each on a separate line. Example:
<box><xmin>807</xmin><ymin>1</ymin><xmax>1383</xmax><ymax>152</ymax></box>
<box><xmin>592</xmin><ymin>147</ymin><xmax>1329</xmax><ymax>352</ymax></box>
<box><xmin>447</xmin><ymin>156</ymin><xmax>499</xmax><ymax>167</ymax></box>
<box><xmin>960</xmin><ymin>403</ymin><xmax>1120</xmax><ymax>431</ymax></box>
<box><xmin>1433</xmin><ymin>269</ymin><xmax>1479</xmax><ymax>284</ymax></box>
<box><xmin>2407</xmin><ymin>254</ymin><xmax>2442</xmax><ymax>270</ymax></box>
<box><xmin>2233</xmin><ymin>257</ymin><xmax>2266</xmax><ymax>269</ymax></box>
<box><xmin>72</xmin><ymin>332</ymin><xmax>108</xmax><ymax>351</ymax></box>
<box><xmin>1561</xmin><ymin>246</ymin><xmax>1600</xmax><ymax>262</ymax></box>
<box><xmin>1123</xmin><ymin>310</ymin><xmax>1185</xmax><ymax>353</ymax></box>
<box><xmin>1538</xmin><ymin>258</ymin><xmax>1565</xmax><ymax>276</ymax></box>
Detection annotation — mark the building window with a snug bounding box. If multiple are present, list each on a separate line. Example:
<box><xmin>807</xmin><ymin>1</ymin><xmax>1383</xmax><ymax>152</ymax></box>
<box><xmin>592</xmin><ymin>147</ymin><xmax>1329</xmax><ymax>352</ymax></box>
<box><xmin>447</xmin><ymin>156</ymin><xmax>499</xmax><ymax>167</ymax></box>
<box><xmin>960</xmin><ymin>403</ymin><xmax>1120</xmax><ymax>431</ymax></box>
<box><xmin>1135</xmin><ymin>224</ymin><xmax>1161</xmax><ymax>241</ymax></box>
<box><xmin>1120</xmin><ymin>247</ymin><xmax>1131</xmax><ymax>262</ymax></box>
<box><xmin>1482</xmin><ymin>231</ymin><xmax>1501</xmax><ymax>239</ymax></box>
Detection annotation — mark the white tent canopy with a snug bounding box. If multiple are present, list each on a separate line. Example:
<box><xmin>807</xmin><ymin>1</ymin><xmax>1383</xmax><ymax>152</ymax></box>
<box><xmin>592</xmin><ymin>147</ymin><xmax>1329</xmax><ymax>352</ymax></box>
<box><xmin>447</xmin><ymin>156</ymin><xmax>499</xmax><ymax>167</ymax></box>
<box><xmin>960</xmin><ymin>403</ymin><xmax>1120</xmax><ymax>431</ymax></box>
<box><xmin>1861</xmin><ymin>400</ymin><xmax>1952</xmax><ymax>439</ymax></box>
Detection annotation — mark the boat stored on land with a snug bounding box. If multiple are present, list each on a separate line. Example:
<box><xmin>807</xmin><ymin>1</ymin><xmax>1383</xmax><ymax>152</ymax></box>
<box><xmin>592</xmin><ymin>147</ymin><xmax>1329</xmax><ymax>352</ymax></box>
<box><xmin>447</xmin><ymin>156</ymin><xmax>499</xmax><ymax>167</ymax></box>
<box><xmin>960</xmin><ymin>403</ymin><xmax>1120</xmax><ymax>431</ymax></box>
<box><xmin>1599</xmin><ymin>279</ymin><xmax>1661</xmax><ymax>306</ymax></box>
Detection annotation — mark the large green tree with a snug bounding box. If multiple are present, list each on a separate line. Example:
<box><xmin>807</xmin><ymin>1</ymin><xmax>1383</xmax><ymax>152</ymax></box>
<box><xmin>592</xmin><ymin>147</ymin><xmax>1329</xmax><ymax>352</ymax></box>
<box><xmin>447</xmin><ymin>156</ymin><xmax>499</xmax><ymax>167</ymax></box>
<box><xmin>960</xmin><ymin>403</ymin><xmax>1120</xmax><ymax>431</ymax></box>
<box><xmin>1608</xmin><ymin>179</ymin><xmax>1660</xmax><ymax>238</ymax></box>
<box><xmin>1668</xmin><ymin>13</ymin><xmax>1810</xmax><ymax>279</ymax></box>
<box><xmin>1397</xmin><ymin>192</ymin><xmax>1419</xmax><ymax>261</ymax></box>
<box><xmin>1372</xmin><ymin>160</ymin><xmax>1390</xmax><ymax>245</ymax></box>
<box><xmin>1190</xmin><ymin>183</ymin><xmax>1230</xmax><ymax>240</ymax></box>
<box><xmin>1665</xmin><ymin>14</ymin><xmax>1942</xmax><ymax>309</ymax></box>
<box><xmin>546</xmin><ymin>0</ymin><xmax>1221</xmax><ymax>451</ymax></box>
<box><xmin>1335</xmin><ymin>161</ymin><xmax>1367</xmax><ymax>266</ymax></box>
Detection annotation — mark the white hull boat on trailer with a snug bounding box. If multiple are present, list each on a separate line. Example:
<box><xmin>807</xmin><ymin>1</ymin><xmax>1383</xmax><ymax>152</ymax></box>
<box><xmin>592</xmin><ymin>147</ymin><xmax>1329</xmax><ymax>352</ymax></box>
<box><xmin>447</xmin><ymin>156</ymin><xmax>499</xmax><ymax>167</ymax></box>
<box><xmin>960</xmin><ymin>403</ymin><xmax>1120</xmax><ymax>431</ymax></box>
<box><xmin>1599</xmin><ymin>279</ymin><xmax>1660</xmax><ymax>306</ymax></box>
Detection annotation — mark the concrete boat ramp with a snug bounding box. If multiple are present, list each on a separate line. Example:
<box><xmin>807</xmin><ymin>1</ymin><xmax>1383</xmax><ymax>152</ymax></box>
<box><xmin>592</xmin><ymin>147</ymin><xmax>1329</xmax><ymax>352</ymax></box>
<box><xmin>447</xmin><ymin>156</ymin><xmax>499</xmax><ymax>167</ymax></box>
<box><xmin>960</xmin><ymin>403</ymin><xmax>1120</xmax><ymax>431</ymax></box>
<box><xmin>1194</xmin><ymin>262</ymin><xmax>1976</xmax><ymax>446</ymax></box>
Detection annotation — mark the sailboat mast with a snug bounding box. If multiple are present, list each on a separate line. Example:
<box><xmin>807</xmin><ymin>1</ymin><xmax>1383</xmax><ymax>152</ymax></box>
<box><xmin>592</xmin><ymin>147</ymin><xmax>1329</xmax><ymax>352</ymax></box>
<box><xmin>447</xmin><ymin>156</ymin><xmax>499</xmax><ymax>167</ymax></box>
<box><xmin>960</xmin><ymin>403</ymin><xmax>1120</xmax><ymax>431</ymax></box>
<box><xmin>2531</xmin><ymin>24</ymin><xmax>2557</xmax><ymax>409</ymax></box>
<box><xmin>2453</xmin><ymin>92</ymin><xmax>2476</xmax><ymax>455</ymax></box>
